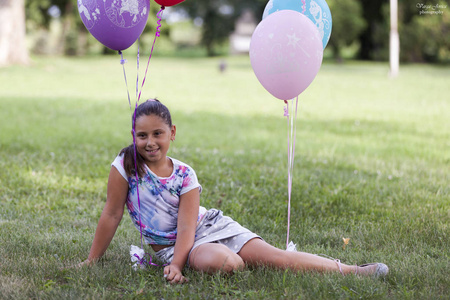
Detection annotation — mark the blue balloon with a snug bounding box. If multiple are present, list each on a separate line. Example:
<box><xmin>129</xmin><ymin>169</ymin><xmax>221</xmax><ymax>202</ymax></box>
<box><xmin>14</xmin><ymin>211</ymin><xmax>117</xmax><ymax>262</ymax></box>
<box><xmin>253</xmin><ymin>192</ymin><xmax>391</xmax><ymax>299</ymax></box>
<box><xmin>262</xmin><ymin>0</ymin><xmax>332</xmax><ymax>49</ymax></box>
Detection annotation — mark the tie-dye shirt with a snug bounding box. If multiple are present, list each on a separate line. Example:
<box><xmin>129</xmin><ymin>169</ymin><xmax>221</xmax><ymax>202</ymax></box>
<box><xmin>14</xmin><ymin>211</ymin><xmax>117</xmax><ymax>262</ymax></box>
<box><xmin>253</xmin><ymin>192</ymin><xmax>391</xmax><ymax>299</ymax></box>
<box><xmin>112</xmin><ymin>154</ymin><xmax>206</xmax><ymax>245</ymax></box>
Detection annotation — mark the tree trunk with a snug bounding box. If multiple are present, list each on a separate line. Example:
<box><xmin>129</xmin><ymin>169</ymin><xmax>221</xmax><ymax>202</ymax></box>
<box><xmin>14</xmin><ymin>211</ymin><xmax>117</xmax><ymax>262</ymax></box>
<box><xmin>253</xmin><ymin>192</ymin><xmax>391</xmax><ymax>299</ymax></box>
<box><xmin>389</xmin><ymin>0</ymin><xmax>399</xmax><ymax>78</ymax></box>
<box><xmin>0</xmin><ymin>0</ymin><xmax>29</xmax><ymax>66</ymax></box>
<box><xmin>357</xmin><ymin>0</ymin><xmax>384</xmax><ymax>60</ymax></box>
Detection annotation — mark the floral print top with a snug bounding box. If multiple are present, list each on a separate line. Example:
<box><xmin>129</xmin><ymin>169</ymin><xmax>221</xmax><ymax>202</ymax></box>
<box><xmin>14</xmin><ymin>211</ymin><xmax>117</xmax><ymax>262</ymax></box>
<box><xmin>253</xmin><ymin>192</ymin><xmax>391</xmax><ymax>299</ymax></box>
<box><xmin>112</xmin><ymin>154</ymin><xmax>206</xmax><ymax>245</ymax></box>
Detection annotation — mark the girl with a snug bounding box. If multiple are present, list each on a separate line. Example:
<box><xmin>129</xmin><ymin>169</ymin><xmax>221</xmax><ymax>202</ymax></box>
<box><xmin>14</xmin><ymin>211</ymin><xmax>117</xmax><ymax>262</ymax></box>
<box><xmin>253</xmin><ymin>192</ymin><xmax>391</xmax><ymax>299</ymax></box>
<box><xmin>81</xmin><ymin>100</ymin><xmax>388</xmax><ymax>284</ymax></box>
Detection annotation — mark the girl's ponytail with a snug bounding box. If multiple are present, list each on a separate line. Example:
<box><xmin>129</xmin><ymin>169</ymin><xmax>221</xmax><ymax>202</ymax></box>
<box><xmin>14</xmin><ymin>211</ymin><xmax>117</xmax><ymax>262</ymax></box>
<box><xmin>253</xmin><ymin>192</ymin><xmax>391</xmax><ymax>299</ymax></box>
<box><xmin>120</xmin><ymin>144</ymin><xmax>146</xmax><ymax>178</ymax></box>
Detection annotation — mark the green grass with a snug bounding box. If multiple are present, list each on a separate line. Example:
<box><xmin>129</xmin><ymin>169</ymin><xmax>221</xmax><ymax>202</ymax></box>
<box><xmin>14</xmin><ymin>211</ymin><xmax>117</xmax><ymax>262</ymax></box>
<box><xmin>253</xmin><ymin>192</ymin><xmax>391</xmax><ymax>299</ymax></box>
<box><xmin>0</xmin><ymin>55</ymin><xmax>449</xmax><ymax>299</ymax></box>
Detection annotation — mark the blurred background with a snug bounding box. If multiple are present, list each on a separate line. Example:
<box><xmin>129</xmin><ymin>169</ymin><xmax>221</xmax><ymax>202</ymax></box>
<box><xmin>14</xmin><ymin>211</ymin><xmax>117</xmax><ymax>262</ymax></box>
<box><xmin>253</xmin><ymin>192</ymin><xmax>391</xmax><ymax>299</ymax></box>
<box><xmin>1</xmin><ymin>0</ymin><xmax>449</xmax><ymax>66</ymax></box>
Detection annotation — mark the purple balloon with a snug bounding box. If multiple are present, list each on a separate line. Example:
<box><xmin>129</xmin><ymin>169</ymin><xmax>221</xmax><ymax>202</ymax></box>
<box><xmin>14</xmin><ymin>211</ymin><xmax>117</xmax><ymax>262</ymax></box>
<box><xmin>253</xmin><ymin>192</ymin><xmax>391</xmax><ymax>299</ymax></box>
<box><xmin>77</xmin><ymin>0</ymin><xmax>149</xmax><ymax>51</ymax></box>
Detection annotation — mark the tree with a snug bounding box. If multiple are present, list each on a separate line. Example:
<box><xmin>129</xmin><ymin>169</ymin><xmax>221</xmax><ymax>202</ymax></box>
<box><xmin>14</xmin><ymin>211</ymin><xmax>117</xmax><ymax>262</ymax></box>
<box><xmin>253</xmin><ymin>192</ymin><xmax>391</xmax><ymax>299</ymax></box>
<box><xmin>176</xmin><ymin>0</ymin><xmax>235</xmax><ymax>56</ymax></box>
<box><xmin>358</xmin><ymin>0</ymin><xmax>386</xmax><ymax>60</ymax></box>
<box><xmin>389</xmin><ymin>0</ymin><xmax>399</xmax><ymax>77</ymax></box>
<box><xmin>26</xmin><ymin>0</ymin><xmax>82</xmax><ymax>55</ymax></box>
<box><xmin>26</xmin><ymin>0</ymin><xmax>53</xmax><ymax>29</ymax></box>
<box><xmin>327</xmin><ymin>0</ymin><xmax>367</xmax><ymax>61</ymax></box>
<box><xmin>177</xmin><ymin>0</ymin><xmax>266</xmax><ymax>56</ymax></box>
<box><xmin>0</xmin><ymin>0</ymin><xmax>29</xmax><ymax>66</ymax></box>
<box><xmin>356</xmin><ymin>0</ymin><xmax>449</xmax><ymax>63</ymax></box>
<box><xmin>399</xmin><ymin>0</ymin><xmax>450</xmax><ymax>63</ymax></box>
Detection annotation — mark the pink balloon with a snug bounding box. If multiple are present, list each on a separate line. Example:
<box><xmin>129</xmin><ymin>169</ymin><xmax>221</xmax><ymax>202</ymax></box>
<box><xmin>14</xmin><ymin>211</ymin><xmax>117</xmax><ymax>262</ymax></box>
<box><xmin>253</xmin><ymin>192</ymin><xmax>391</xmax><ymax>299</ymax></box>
<box><xmin>249</xmin><ymin>10</ymin><xmax>323</xmax><ymax>100</ymax></box>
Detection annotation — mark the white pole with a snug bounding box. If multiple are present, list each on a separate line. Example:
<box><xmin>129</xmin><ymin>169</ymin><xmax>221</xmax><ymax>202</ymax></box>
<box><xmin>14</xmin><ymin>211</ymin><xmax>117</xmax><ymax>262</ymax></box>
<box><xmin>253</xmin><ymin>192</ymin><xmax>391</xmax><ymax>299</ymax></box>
<box><xmin>389</xmin><ymin>0</ymin><xmax>399</xmax><ymax>78</ymax></box>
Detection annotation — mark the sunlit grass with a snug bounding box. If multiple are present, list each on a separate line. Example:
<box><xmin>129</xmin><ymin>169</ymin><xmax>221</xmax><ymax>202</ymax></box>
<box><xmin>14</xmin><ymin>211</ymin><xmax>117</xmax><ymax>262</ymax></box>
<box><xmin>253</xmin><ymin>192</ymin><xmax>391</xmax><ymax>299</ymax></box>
<box><xmin>0</xmin><ymin>55</ymin><xmax>449</xmax><ymax>299</ymax></box>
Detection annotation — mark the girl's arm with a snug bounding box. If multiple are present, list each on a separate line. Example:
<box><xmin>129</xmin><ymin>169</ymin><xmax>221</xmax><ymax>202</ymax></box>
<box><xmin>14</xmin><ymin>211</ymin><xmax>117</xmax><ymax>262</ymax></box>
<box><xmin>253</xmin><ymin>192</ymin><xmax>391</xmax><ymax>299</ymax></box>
<box><xmin>81</xmin><ymin>167</ymin><xmax>128</xmax><ymax>265</ymax></box>
<box><xmin>163</xmin><ymin>187</ymin><xmax>200</xmax><ymax>284</ymax></box>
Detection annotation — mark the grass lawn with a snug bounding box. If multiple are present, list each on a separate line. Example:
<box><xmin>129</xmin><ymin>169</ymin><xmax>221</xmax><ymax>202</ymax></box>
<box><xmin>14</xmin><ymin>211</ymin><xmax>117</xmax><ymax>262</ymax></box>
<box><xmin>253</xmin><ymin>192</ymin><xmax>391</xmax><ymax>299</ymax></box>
<box><xmin>0</xmin><ymin>54</ymin><xmax>449</xmax><ymax>299</ymax></box>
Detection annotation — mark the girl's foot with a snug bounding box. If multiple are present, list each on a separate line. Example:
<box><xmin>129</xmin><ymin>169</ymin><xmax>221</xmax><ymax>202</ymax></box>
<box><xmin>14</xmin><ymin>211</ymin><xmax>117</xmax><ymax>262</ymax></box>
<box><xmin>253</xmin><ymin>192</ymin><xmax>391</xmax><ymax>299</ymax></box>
<box><xmin>356</xmin><ymin>263</ymin><xmax>389</xmax><ymax>277</ymax></box>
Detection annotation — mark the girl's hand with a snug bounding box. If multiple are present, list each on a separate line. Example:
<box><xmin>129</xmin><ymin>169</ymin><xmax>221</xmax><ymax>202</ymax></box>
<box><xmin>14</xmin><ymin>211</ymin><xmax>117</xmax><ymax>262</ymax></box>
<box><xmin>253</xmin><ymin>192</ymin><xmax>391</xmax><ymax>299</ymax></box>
<box><xmin>164</xmin><ymin>264</ymin><xmax>188</xmax><ymax>284</ymax></box>
<box><xmin>77</xmin><ymin>258</ymin><xmax>95</xmax><ymax>268</ymax></box>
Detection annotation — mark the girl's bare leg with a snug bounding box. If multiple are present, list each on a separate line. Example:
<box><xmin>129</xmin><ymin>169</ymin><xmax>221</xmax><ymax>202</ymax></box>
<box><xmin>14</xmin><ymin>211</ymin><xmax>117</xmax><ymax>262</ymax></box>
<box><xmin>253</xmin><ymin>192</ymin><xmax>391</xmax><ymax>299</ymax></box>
<box><xmin>189</xmin><ymin>243</ymin><xmax>244</xmax><ymax>274</ymax></box>
<box><xmin>238</xmin><ymin>238</ymin><xmax>357</xmax><ymax>275</ymax></box>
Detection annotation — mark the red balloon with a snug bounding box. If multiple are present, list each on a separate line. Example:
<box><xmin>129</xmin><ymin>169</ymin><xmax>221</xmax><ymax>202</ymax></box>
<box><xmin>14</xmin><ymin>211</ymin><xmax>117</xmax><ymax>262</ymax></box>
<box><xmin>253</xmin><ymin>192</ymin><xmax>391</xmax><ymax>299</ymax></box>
<box><xmin>154</xmin><ymin>0</ymin><xmax>185</xmax><ymax>6</ymax></box>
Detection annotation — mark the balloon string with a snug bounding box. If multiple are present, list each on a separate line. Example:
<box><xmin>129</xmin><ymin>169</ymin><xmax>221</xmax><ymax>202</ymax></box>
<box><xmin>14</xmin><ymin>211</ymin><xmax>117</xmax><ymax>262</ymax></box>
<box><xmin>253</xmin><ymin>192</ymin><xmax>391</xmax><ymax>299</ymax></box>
<box><xmin>118</xmin><ymin>42</ymin><xmax>142</xmax><ymax>248</ymax></box>
<box><xmin>119</xmin><ymin>5</ymin><xmax>166</xmax><ymax>261</ymax></box>
<box><xmin>136</xmin><ymin>6</ymin><xmax>165</xmax><ymax>104</ymax></box>
<box><xmin>285</xmin><ymin>100</ymin><xmax>290</xmax><ymax>249</ymax></box>
<box><xmin>301</xmin><ymin>0</ymin><xmax>306</xmax><ymax>14</ymax></box>
<box><xmin>133</xmin><ymin>5</ymin><xmax>165</xmax><ymax>251</ymax></box>
<box><xmin>119</xmin><ymin>51</ymin><xmax>132</xmax><ymax>110</ymax></box>
<box><xmin>285</xmin><ymin>97</ymin><xmax>299</xmax><ymax>249</ymax></box>
<box><xmin>155</xmin><ymin>6</ymin><xmax>165</xmax><ymax>37</ymax></box>
<box><xmin>136</xmin><ymin>38</ymin><xmax>140</xmax><ymax>99</ymax></box>
<box><xmin>131</xmin><ymin>103</ymin><xmax>144</xmax><ymax>249</ymax></box>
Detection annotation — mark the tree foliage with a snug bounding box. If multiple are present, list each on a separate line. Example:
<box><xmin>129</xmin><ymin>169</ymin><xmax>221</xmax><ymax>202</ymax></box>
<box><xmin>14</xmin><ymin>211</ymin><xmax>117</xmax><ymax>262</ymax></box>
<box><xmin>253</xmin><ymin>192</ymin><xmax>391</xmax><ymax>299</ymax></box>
<box><xmin>398</xmin><ymin>0</ymin><xmax>450</xmax><ymax>63</ymax></box>
<box><xmin>26</xmin><ymin>0</ymin><xmax>80</xmax><ymax>29</ymax></box>
<box><xmin>177</xmin><ymin>0</ymin><xmax>266</xmax><ymax>56</ymax></box>
<box><xmin>357</xmin><ymin>0</ymin><xmax>386</xmax><ymax>60</ymax></box>
<box><xmin>26</xmin><ymin>0</ymin><xmax>82</xmax><ymax>55</ymax></box>
<box><xmin>25</xmin><ymin>0</ymin><xmax>52</xmax><ymax>29</ymax></box>
<box><xmin>354</xmin><ymin>0</ymin><xmax>450</xmax><ymax>63</ymax></box>
<box><xmin>23</xmin><ymin>0</ymin><xmax>449</xmax><ymax>62</ymax></box>
<box><xmin>327</xmin><ymin>0</ymin><xmax>367</xmax><ymax>60</ymax></box>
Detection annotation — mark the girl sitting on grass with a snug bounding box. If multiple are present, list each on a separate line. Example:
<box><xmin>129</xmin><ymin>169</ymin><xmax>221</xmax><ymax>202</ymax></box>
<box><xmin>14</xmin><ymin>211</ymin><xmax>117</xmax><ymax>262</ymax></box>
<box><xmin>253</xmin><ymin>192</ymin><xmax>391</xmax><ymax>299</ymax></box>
<box><xmin>81</xmin><ymin>99</ymin><xmax>388</xmax><ymax>284</ymax></box>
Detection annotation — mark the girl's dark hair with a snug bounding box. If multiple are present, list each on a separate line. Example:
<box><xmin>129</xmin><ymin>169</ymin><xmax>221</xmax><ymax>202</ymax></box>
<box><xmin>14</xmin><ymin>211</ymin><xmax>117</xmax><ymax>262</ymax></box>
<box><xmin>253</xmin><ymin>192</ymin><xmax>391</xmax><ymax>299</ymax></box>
<box><xmin>120</xmin><ymin>99</ymin><xmax>172</xmax><ymax>178</ymax></box>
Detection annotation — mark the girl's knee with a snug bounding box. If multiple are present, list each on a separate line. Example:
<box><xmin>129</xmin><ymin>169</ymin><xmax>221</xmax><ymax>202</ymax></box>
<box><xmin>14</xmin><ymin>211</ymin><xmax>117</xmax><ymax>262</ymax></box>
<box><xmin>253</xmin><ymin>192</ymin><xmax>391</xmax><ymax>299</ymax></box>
<box><xmin>190</xmin><ymin>244</ymin><xmax>244</xmax><ymax>274</ymax></box>
<box><xmin>239</xmin><ymin>239</ymin><xmax>292</xmax><ymax>268</ymax></box>
<box><xmin>223</xmin><ymin>253</ymin><xmax>244</xmax><ymax>273</ymax></box>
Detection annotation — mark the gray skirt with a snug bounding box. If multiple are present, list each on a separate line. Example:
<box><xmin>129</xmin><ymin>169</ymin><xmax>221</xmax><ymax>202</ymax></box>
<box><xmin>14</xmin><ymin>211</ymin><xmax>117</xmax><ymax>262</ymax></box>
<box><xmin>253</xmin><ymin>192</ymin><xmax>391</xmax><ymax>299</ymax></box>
<box><xmin>154</xmin><ymin>209</ymin><xmax>260</xmax><ymax>266</ymax></box>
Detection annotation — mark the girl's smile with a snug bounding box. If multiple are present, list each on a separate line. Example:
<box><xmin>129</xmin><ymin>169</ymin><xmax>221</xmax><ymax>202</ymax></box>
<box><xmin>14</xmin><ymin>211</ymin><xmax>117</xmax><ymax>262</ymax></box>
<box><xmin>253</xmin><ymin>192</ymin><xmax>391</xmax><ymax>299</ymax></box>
<box><xmin>134</xmin><ymin>114</ymin><xmax>176</xmax><ymax>173</ymax></box>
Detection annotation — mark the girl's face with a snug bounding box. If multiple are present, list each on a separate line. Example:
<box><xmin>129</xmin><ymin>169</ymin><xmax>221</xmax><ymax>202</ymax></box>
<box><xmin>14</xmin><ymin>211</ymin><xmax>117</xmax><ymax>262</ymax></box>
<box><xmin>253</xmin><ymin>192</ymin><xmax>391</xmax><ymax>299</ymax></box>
<box><xmin>134</xmin><ymin>114</ymin><xmax>176</xmax><ymax>168</ymax></box>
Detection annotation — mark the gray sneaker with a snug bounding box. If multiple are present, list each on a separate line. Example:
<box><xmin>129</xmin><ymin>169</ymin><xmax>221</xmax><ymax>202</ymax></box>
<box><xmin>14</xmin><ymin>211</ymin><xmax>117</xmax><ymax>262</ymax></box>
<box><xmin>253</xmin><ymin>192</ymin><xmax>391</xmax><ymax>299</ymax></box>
<box><xmin>357</xmin><ymin>263</ymin><xmax>389</xmax><ymax>277</ymax></box>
